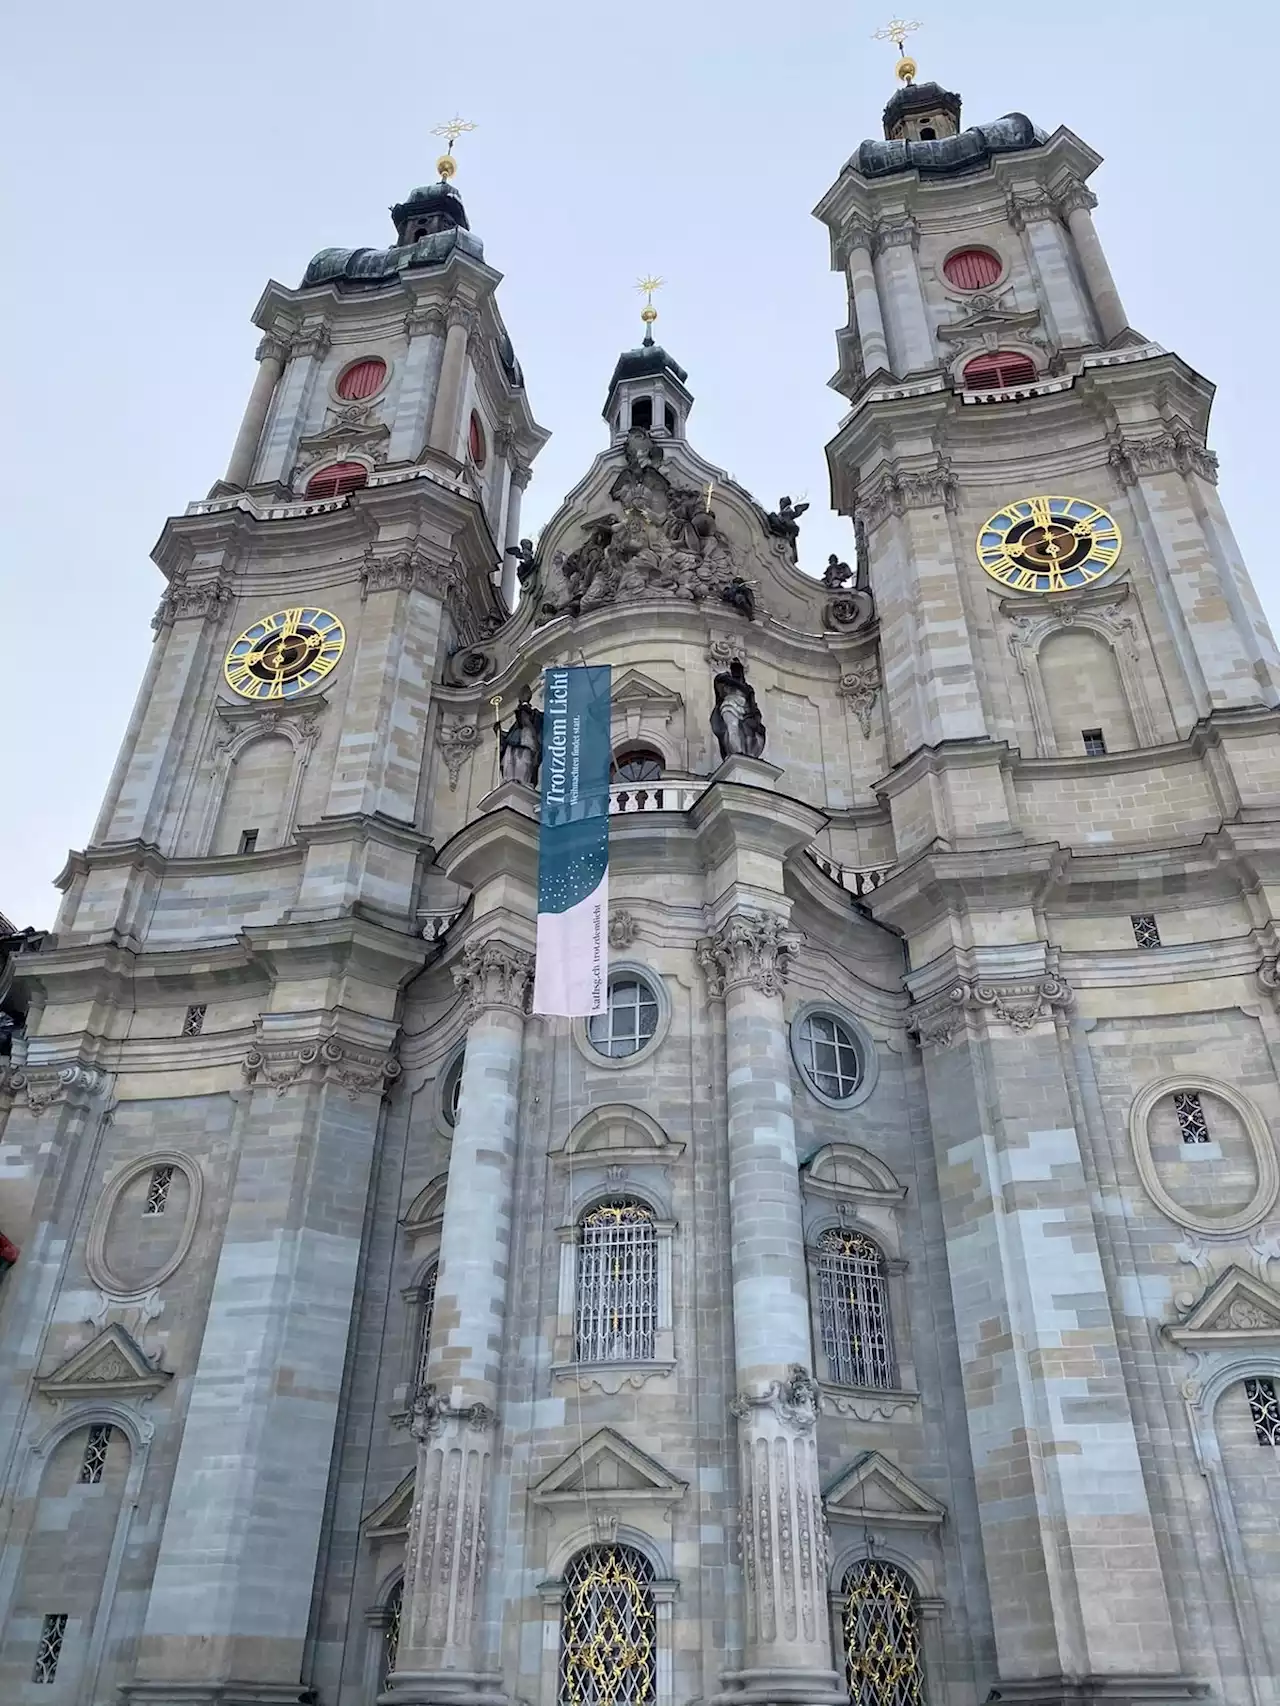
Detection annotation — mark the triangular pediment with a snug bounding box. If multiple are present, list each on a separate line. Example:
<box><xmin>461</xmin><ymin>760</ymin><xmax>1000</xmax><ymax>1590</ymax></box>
<box><xmin>35</xmin><ymin>1323</ymin><xmax>170</xmax><ymax>1406</ymax></box>
<box><xmin>936</xmin><ymin>302</ymin><xmax>1042</xmax><ymax>344</ymax></box>
<box><xmin>532</xmin><ymin>1428</ymin><xmax>686</xmax><ymax>1507</ymax></box>
<box><xmin>611</xmin><ymin>669</ymin><xmax>682</xmax><ymax>710</ymax></box>
<box><xmin>362</xmin><ymin>1471</ymin><xmax>415</xmax><ymax>1541</ymax></box>
<box><xmin>824</xmin><ymin>1451</ymin><xmax>945</xmax><ymax>1529</ymax></box>
<box><xmin>1166</xmin><ymin>1266</ymin><xmax>1280</xmax><ymax>1347</ymax></box>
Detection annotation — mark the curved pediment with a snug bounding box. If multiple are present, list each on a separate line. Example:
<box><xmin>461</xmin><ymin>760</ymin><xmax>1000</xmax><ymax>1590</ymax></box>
<box><xmin>552</xmin><ymin>1104</ymin><xmax>684</xmax><ymax>1163</ymax></box>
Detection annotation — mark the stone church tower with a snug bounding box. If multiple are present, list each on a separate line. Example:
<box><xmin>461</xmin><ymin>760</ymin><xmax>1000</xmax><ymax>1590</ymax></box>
<box><xmin>2</xmin><ymin>55</ymin><xmax>1280</xmax><ymax>1706</ymax></box>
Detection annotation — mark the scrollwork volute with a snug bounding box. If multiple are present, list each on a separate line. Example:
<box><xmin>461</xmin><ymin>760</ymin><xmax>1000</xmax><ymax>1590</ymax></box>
<box><xmin>908</xmin><ymin>975</ymin><xmax>1074</xmax><ymax>1048</ymax></box>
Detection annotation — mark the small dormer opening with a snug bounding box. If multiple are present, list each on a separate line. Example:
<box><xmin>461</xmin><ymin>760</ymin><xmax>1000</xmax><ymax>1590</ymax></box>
<box><xmin>664</xmin><ymin>404</ymin><xmax>676</xmax><ymax>435</ymax></box>
<box><xmin>919</xmin><ymin>126</ymin><xmax>936</xmax><ymax>139</ymax></box>
<box><xmin>630</xmin><ymin>397</ymin><xmax>653</xmax><ymax>431</ymax></box>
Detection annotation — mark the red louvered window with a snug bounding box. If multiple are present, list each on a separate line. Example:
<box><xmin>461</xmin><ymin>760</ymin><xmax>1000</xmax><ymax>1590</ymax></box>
<box><xmin>943</xmin><ymin>248</ymin><xmax>1002</xmax><ymax>290</ymax></box>
<box><xmin>305</xmin><ymin>461</ymin><xmax>369</xmax><ymax>498</ymax></box>
<box><xmin>962</xmin><ymin>351</ymin><xmax>1037</xmax><ymax>390</ymax></box>
<box><xmin>336</xmin><ymin>357</ymin><xmax>387</xmax><ymax>401</ymax></box>
<box><xmin>468</xmin><ymin>410</ymin><xmax>487</xmax><ymax>468</ymax></box>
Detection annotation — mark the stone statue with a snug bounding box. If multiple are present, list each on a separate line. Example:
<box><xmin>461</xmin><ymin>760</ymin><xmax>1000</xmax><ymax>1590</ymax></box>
<box><xmin>766</xmin><ymin>495</ymin><xmax>809</xmax><ymax>558</ymax></box>
<box><xmin>720</xmin><ymin>577</ymin><xmax>756</xmax><ymax>621</ymax></box>
<box><xmin>496</xmin><ymin>685</ymin><xmax>544</xmax><ymax>786</ymax></box>
<box><xmin>505</xmin><ymin>538</ymin><xmax>538</xmax><ymax>587</ymax></box>
<box><xmin>822</xmin><ymin>554</ymin><xmax>852</xmax><ymax>589</ymax></box>
<box><xmin>711</xmin><ymin>657</ymin><xmax>766</xmax><ymax>761</ymax></box>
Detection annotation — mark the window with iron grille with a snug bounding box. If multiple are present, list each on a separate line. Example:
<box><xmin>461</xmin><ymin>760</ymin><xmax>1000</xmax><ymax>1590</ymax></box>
<box><xmin>559</xmin><ymin>1545</ymin><xmax>656</xmax><ymax>1706</ymax></box>
<box><xmin>78</xmin><ymin>1424</ymin><xmax>113</xmax><ymax>1485</ymax></box>
<box><xmin>587</xmin><ymin>977</ymin><xmax>660</xmax><ymax>1060</ymax></box>
<box><xmin>1245</xmin><ymin>1377</ymin><xmax>1280</xmax><ymax>1445</ymax></box>
<box><xmin>183</xmin><ymin>1004</ymin><xmax>207</xmax><ymax>1036</ymax></box>
<box><xmin>414</xmin><ymin>1265</ymin><xmax>438</xmax><ymax>1399</ymax></box>
<box><xmin>383</xmin><ymin>1579</ymin><xmax>403</xmax><ymax>1685</ymax></box>
<box><xmin>1131</xmin><ymin>915</ymin><xmax>1161</xmax><ymax>949</ymax></box>
<box><xmin>575</xmin><ymin>1202</ymin><xmax>657</xmax><ymax>1363</ymax></box>
<box><xmin>818</xmin><ymin>1230</ymin><xmax>894</xmax><ymax>1389</ymax></box>
<box><xmin>843</xmin><ymin>1560</ymin><xmax>926</xmax><ymax>1706</ymax></box>
<box><xmin>1082</xmin><ymin>728</ymin><xmax>1107</xmax><ymax>756</ymax></box>
<box><xmin>144</xmin><ymin>1165</ymin><xmax>175</xmax><ymax>1216</ymax></box>
<box><xmin>33</xmin><ymin>1614</ymin><xmax>68</xmax><ymax>1684</ymax></box>
<box><xmin>1174</xmin><ymin>1091</ymin><xmax>1210</xmax><ymax>1144</ymax></box>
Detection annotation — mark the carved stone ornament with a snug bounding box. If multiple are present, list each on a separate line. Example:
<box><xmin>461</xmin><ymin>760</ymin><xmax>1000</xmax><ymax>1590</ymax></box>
<box><xmin>151</xmin><ymin>574</ymin><xmax>233</xmax><ymax>633</ymax></box>
<box><xmin>243</xmin><ymin>1035</ymin><xmax>401</xmax><ymax>1099</ymax></box>
<box><xmin>871</xmin><ymin>215</ymin><xmax>919</xmax><ymax>254</ymax></box>
<box><xmin>436</xmin><ymin>719</ymin><xmax>482</xmax><ymax>790</ymax></box>
<box><xmin>255</xmin><ymin>332</ymin><xmax>291</xmax><ymax>364</ymax></box>
<box><xmin>1107</xmin><ymin>421</ymin><xmax>1219</xmax><ymax>486</ymax></box>
<box><xmin>706</xmin><ymin>630</ymin><xmax>747</xmax><ymax>668</ymax></box>
<box><xmin>730</xmin><ymin>1364</ymin><xmax>823</xmax><ymax>1433</ymax></box>
<box><xmin>697</xmin><ymin>912</ymin><xmax>802</xmax><ymax>1000</ymax></box>
<box><xmin>361</xmin><ymin>542</ymin><xmax>462</xmax><ymax>600</ymax></box>
<box><xmin>907</xmin><ymin>975</ymin><xmax>1074</xmax><ymax>1048</ymax></box>
<box><xmin>1005</xmin><ymin>187</ymin><xmax>1059</xmax><ymax>232</ymax></box>
<box><xmin>541</xmin><ymin>427</ymin><xmax>763</xmax><ymax>621</ymax></box>
<box><xmin>8</xmin><ymin>1061</ymin><xmax>107</xmax><ymax>1114</ymax></box>
<box><xmin>453</xmin><ymin>939</ymin><xmax>534</xmax><ymax>1020</ymax></box>
<box><xmin>409</xmin><ymin>1382</ymin><xmax>496</xmax><ymax>1444</ymax></box>
<box><xmin>1052</xmin><ymin>175</ymin><xmax>1098</xmax><ymax>218</ymax></box>
<box><xmin>291</xmin><ymin>322</ymin><xmax>332</xmax><ymax>359</ymax></box>
<box><xmin>855</xmin><ymin>460</ymin><xmax>958</xmax><ymax>534</ymax></box>
<box><xmin>838</xmin><ymin>662</ymin><xmax>881</xmax><ymax>738</ymax></box>
<box><xmin>608</xmin><ymin>910</ymin><xmax>639</xmax><ymax>949</ymax></box>
<box><xmin>404</xmin><ymin>303</ymin><xmax>447</xmax><ymax>338</ymax></box>
<box><xmin>823</xmin><ymin>589</ymin><xmax>876</xmax><ymax>633</ymax></box>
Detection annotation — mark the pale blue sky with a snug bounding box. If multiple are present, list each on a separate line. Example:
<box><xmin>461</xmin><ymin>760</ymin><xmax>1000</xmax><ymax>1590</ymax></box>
<box><xmin>4</xmin><ymin>0</ymin><xmax>1276</xmax><ymax>927</ymax></box>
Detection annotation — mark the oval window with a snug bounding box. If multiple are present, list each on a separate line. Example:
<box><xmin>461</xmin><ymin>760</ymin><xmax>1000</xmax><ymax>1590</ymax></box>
<box><xmin>962</xmin><ymin>351</ymin><xmax>1037</xmax><ymax>390</ymax></box>
<box><xmin>305</xmin><ymin>461</ymin><xmax>369</xmax><ymax>498</ymax></box>
<box><xmin>587</xmin><ymin>975</ymin><xmax>660</xmax><ymax>1060</ymax></box>
<box><xmin>943</xmin><ymin>248</ymin><xmax>1002</xmax><ymax>290</ymax></box>
<box><xmin>468</xmin><ymin>411</ymin><xmax>487</xmax><ymax>468</ymax></box>
<box><xmin>335</xmin><ymin>357</ymin><xmax>387</xmax><ymax>401</ymax></box>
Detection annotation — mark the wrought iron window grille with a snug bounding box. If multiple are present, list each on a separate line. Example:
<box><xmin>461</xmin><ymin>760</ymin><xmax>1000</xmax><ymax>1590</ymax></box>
<box><xmin>1131</xmin><ymin>914</ymin><xmax>1161</xmax><ymax>948</ymax></box>
<box><xmin>78</xmin><ymin>1424</ymin><xmax>112</xmax><ymax>1485</ymax></box>
<box><xmin>1173</xmin><ymin>1091</ymin><xmax>1210</xmax><ymax>1144</ymax></box>
<box><xmin>144</xmin><ymin>1164</ymin><xmax>175</xmax><ymax>1215</ymax></box>
<box><xmin>575</xmin><ymin>1202</ymin><xmax>657</xmax><ymax>1363</ymax></box>
<box><xmin>183</xmin><ymin>1004</ymin><xmax>207</xmax><ymax>1036</ymax></box>
<box><xmin>559</xmin><ymin>1544</ymin><xmax>656</xmax><ymax>1706</ymax></box>
<box><xmin>414</xmin><ymin>1265</ymin><xmax>438</xmax><ymax>1399</ymax></box>
<box><xmin>843</xmin><ymin>1560</ymin><xmax>926</xmax><ymax>1706</ymax></box>
<box><xmin>817</xmin><ymin>1230</ymin><xmax>894</xmax><ymax>1389</ymax></box>
<box><xmin>33</xmin><ymin>1614</ymin><xmax>68</xmax><ymax>1684</ymax></box>
<box><xmin>1246</xmin><ymin>1376</ymin><xmax>1280</xmax><ymax>1445</ymax></box>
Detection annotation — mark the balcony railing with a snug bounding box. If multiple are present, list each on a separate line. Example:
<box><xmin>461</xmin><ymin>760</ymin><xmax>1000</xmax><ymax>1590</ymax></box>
<box><xmin>608</xmin><ymin>781</ymin><xmax>706</xmax><ymax>814</ymax></box>
<box><xmin>804</xmin><ymin>850</ymin><xmax>893</xmax><ymax>898</ymax></box>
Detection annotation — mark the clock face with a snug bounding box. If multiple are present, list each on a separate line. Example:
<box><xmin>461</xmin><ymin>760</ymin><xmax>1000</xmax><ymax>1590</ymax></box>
<box><xmin>224</xmin><ymin>607</ymin><xmax>345</xmax><ymax>700</ymax></box>
<box><xmin>977</xmin><ymin>495</ymin><xmax>1121</xmax><ymax>593</ymax></box>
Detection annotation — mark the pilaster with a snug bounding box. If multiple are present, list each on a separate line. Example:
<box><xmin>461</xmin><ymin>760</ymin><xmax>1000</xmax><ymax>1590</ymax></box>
<box><xmin>254</xmin><ymin>322</ymin><xmax>331</xmax><ymax>488</ymax></box>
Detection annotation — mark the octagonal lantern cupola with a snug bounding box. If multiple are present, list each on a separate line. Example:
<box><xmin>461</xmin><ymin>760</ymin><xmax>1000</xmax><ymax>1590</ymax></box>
<box><xmin>882</xmin><ymin>79</ymin><xmax>962</xmax><ymax>142</ymax></box>
<box><xmin>603</xmin><ymin>326</ymin><xmax>694</xmax><ymax>446</ymax></box>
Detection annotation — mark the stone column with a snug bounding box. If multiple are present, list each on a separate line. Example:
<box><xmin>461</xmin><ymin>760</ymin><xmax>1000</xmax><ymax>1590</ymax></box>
<box><xmin>385</xmin><ymin>936</ymin><xmax>534</xmax><ymax>1706</ymax></box>
<box><xmin>872</xmin><ymin>217</ymin><xmax>933</xmax><ymax>375</ymax></box>
<box><xmin>698</xmin><ymin>912</ymin><xmax>844</xmax><ymax>1706</ymax></box>
<box><xmin>845</xmin><ymin>228</ymin><xmax>890</xmax><ymax>379</ymax></box>
<box><xmin>224</xmin><ymin>333</ymin><xmax>289</xmax><ymax>488</ymax></box>
<box><xmin>390</xmin><ymin>306</ymin><xmax>447</xmax><ymax>462</ymax></box>
<box><xmin>1057</xmin><ymin>180</ymin><xmax>1129</xmax><ymax>344</ymax></box>
<box><xmin>427</xmin><ymin>302</ymin><xmax>473</xmax><ymax>461</ymax></box>
<box><xmin>254</xmin><ymin>322</ymin><xmax>330</xmax><ymax>489</ymax></box>
<box><xmin>501</xmin><ymin>462</ymin><xmax>530</xmax><ymax>607</ymax></box>
<box><xmin>1008</xmin><ymin>190</ymin><xmax>1094</xmax><ymax>349</ymax></box>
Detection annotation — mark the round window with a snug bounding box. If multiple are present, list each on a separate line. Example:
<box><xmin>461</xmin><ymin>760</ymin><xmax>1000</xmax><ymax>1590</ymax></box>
<box><xmin>796</xmin><ymin>1011</ymin><xmax>863</xmax><ymax>1101</ymax></box>
<box><xmin>612</xmin><ymin>748</ymin><xmax>664</xmax><ymax>783</ymax></box>
<box><xmin>441</xmin><ymin>1052</ymin><xmax>465</xmax><ymax>1127</ymax></box>
<box><xmin>943</xmin><ymin>248</ymin><xmax>1002</xmax><ymax>290</ymax></box>
<box><xmin>335</xmin><ymin>357</ymin><xmax>387</xmax><ymax>401</ymax></box>
<box><xmin>305</xmin><ymin>461</ymin><xmax>369</xmax><ymax>499</ymax></box>
<box><xmin>468</xmin><ymin>411</ymin><xmax>487</xmax><ymax>468</ymax></box>
<box><xmin>587</xmin><ymin>976</ymin><xmax>660</xmax><ymax>1060</ymax></box>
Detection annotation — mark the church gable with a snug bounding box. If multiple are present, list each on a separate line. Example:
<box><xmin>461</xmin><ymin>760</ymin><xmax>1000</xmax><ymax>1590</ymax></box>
<box><xmin>1166</xmin><ymin>1267</ymin><xmax>1280</xmax><ymax>1348</ymax></box>
<box><xmin>362</xmin><ymin>1471</ymin><xmax>415</xmax><ymax>1542</ymax></box>
<box><xmin>824</xmin><ymin>1451</ymin><xmax>945</xmax><ymax>1529</ymax></box>
<box><xmin>35</xmin><ymin>1323</ymin><xmax>170</xmax><ymax>1406</ymax></box>
<box><xmin>532</xmin><ymin>1428</ymin><xmax>686</xmax><ymax>1508</ymax></box>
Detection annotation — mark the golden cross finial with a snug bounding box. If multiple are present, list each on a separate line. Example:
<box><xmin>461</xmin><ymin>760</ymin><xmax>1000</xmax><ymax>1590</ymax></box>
<box><xmin>636</xmin><ymin>275</ymin><xmax>664</xmax><ymax>329</ymax></box>
<box><xmin>872</xmin><ymin>17</ymin><xmax>922</xmax><ymax>83</ymax></box>
<box><xmin>431</xmin><ymin>116</ymin><xmax>477</xmax><ymax>180</ymax></box>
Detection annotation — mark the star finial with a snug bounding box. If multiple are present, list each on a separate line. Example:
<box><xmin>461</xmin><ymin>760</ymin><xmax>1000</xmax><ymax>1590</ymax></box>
<box><xmin>430</xmin><ymin>116</ymin><xmax>478</xmax><ymax>181</ymax></box>
<box><xmin>636</xmin><ymin>276</ymin><xmax>664</xmax><ymax>343</ymax></box>
<box><xmin>872</xmin><ymin>17</ymin><xmax>922</xmax><ymax>84</ymax></box>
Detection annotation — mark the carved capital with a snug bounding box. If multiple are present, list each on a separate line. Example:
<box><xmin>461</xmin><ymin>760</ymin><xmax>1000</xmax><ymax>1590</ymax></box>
<box><xmin>290</xmin><ymin>322</ymin><xmax>331</xmax><ymax>359</ymax></box>
<box><xmin>730</xmin><ymin>1364</ymin><xmax>823</xmax><ymax>1433</ymax></box>
<box><xmin>243</xmin><ymin>1034</ymin><xmax>401</xmax><ymax>1098</ymax></box>
<box><xmin>1053</xmin><ymin>175</ymin><xmax>1098</xmax><ymax>218</ymax></box>
<box><xmin>445</xmin><ymin>298</ymin><xmax>476</xmax><ymax>333</ymax></box>
<box><xmin>509</xmin><ymin>461</ymin><xmax>534</xmax><ymax>491</ymax></box>
<box><xmin>842</xmin><ymin>218</ymin><xmax>877</xmax><ymax>260</ymax></box>
<box><xmin>405</xmin><ymin>304</ymin><xmax>446</xmax><ymax>339</ymax></box>
<box><xmin>360</xmin><ymin>543</ymin><xmax>462</xmax><ymax>599</ymax></box>
<box><xmin>151</xmin><ymin>575</ymin><xmax>233</xmax><ymax>633</ymax></box>
<box><xmin>1107</xmin><ymin>423</ymin><xmax>1219</xmax><ymax>487</ymax></box>
<box><xmin>837</xmin><ymin>662</ymin><xmax>881</xmax><ymax>738</ymax></box>
<box><xmin>435</xmin><ymin>719</ymin><xmax>483</xmax><ymax>791</ymax></box>
<box><xmin>697</xmin><ymin>911</ymin><xmax>801</xmax><ymax>1000</ymax></box>
<box><xmin>8</xmin><ymin>1061</ymin><xmax>106</xmax><ymax>1114</ymax></box>
<box><xmin>872</xmin><ymin>215</ymin><xmax>919</xmax><ymax>254</ymax></box>
<box><xmin>453</xmin><ymin>939</ymin><xmax>534</xmax><ymax>1019</ymax></box>
<box><xmin>1006</xmin><ymin>187</ymin><xmax>1059</xmax><ymax>232</ymax></box>
<box><xmin>255</xmin><ymin>332</ymin><xmax>290</xmax><ymax>364</ymax></box>
<box><xmin>409</xmin><ymin>1383</ymin><xmax>497</xmax><ymax>1444</ymax></box>
<box><xmin>856</xmin><ymin>460</ymin><xmax>957</xmax><ymax>533</ymax></box>
<box><xmin>908</xmin><ymin>975</ymin><xmax>1074</xmax><ymax>1048</ymax></box>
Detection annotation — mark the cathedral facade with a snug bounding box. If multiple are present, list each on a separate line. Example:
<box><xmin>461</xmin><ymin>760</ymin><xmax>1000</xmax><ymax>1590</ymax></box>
<box><xmin>2</xmin><ymin>62</ymin><xmax>1280</xmax><ymax>1706</ymax></box>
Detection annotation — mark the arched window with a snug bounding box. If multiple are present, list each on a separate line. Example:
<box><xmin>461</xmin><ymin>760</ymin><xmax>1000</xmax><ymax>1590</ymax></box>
<box><xmin>817</xmin><ymin>1230</ymin><xmax>894</xmax><ymax>1389</ymax></box>
<box><xmin>842</xmin><ymin>1560</ymin><xmax>926</xmax><ymax>1706</ymax></box>
<box><xmin>961</xmin><ymin>351</ymin><xmax>1036</xmax><ymax>390</ymax></box>
<box><xmin>383</xmin><ymin>1578</ymin><xmax>403</xmax><ymax>1686</ymax></box>
<box><xmin>575</xmin><ymin>1201</ymin><xmax>657</xmax><ymax>1363</ymax></box>
<box><xmin>304</xmin><ymin>460</ymin><xmax>369</xmax><ymax>498</ymax></box>
<box><xmin>612</xmin><ymin>748</ymin><xmax>664</xmax><ymax>783</ymax></box>
<box><xmin>559</xmin><ymin>1544</ymin><xmax>656</xmax><ymax>1706</ymax></box>
<box><xmin>336</xmin><ymin>357</ymin><xmax>386</xmax><ymax>401</ymax></box>
<box><xmin>414</xmin><ymin>1263</ymin><xmax>438</xmax><ymax>1398</ymax></box>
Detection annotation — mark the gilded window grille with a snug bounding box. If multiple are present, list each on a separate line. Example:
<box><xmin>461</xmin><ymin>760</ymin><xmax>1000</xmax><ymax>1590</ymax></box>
<box><xmin>575</xmin><ymin>1201</ymin><xmax>657</xmax><ymax>1364</ymax></box>
<box><xmin>78</xmin><ymin>1423</ymin><xmax>113</xmax><ymax>1485</ymax></box>
<box><xmin>33</xmin><ymin>1613</ymin><xmax>68</xmax><ymax>1684</ymax></box>
<box><xmin>414</xmin><ymin>1265</ymin><xmax>438</xmax><ymax>1398</ymax></box>
<box><xmin>559</xmin><ymin>1544</ymin><xmax>656</xmax><ymax>1706</ymax></box>
<box><xmin>144</xmin><ymin>1164</ymin><xmax>175</xmax><ymax>1216</ymax></box>
<box><xmin>818</xmin><ymin>1230</ymin><xmax>894</xmax><ymax>1389</ymax></box>
<box><xmin>383</xmin><ymin>1579</ymin><xmax>403</xmax><ymax>1684</ymax></box>
<box><xmin>1245</xmin><ymin>1376</ymin><xmax>1280</xmax><ymax>1445</ymax></box>
<box><xmin>843</xmin><ymin>1560</ymin><xmax>925</xmax><ymax>1706</ymax></box>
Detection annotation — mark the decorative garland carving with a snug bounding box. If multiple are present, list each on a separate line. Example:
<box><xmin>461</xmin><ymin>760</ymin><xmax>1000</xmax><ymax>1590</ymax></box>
<box><xmin>697</xmin><ymin>912</ymin><xmax>801</xmax><ymax>1000</ymax></box>
<box><xmin>453</xmin><ymin>939</ymin><xmax>534</xmax><ymax>1020</ymax></box>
